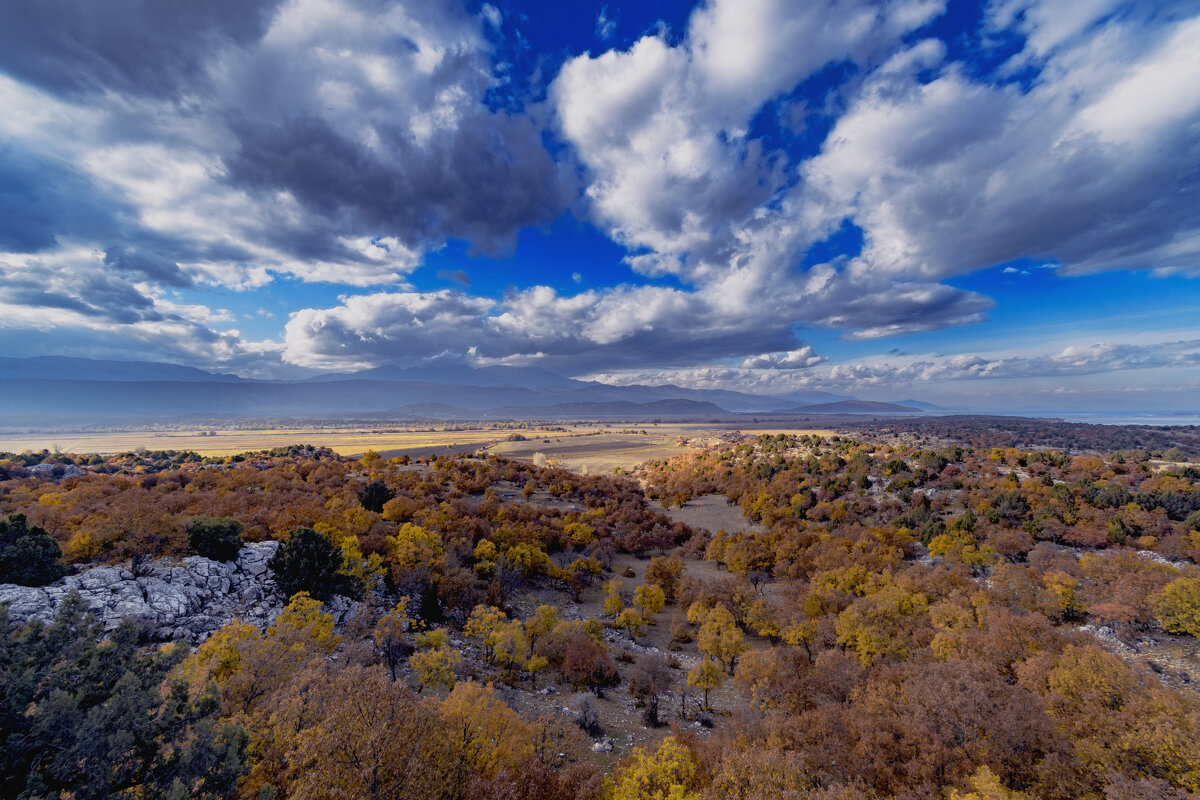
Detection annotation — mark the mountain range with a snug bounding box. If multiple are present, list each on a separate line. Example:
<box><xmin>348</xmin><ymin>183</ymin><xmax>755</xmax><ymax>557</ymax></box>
<box><xmin>0</xmin><ymin>357</ymin><xmax>927</xmax><ymax>422</ymax></box>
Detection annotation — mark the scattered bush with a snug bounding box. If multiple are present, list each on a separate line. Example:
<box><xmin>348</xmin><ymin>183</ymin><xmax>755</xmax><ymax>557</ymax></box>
<box><xmin>0</xmin><ymin>513</ymin><xmax>67</xmax><ymax>586</ymax></box>
<box><xmin>268</xmin><ymin>527</ymin><xmax>358</xmax><ymax>601</ymax></box>
<box><xmin>187</xmin><ymin>516</ymin><xmax>243</xmax><ymax>561</ymax></box>
<box><xmin>357</xmin><ymin>481</ymin><xmax>395</xmax><ymax>514</ymax></box>
<box><xmin>575</xmin><ymin>698</ymin><xmax>603</xmax><ymax>737</ymax></box>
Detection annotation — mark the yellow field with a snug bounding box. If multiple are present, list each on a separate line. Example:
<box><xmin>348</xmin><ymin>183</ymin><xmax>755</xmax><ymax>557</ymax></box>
<box><xmin>487</xmin><ymin>430</ymin><xmax>693</xmax><ymax>474</ymax></box>
<box><xmin>0</xmin><ymin>422</ymin><xmax>839</xmax><ymax>467</ymax></box>
<box><xmin>0</xmin><ymin>428</ymin><xmax>516</xmax><ymax>458</ymax></box>
<box><xmin>721</xmin><ymin>427</ymin><xmax>837</xmax><ymax>437</ymax></box>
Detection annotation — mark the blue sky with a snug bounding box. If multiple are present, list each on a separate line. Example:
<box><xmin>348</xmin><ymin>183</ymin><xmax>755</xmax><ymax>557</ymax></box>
<box><xmin>0</xmin><ymin>0</ymin><xmax>1198</xmax><ymax>410</ymax></box>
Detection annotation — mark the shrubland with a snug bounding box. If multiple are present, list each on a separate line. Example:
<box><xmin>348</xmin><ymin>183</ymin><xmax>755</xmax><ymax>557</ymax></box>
<box><xmin>1</xmin><ymin>431</ymin><xmax>1199</xmax><ymax>799</ymax></box>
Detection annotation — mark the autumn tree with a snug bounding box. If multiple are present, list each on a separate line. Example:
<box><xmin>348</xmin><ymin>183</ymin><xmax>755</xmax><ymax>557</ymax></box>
<box><xmin>835</xmin><ymin>583</ymin><xmax>930</xmax><ymax>665</ymax></box>
<box><xmin>490</xmin><ymin>619</ymin><xmax>531</xmax><ymax>680</ymax></box>
<box><xmin>610</xmin><ymin>735</ymin><xmax>699</xmax><ymax>800</ymax></box>
<box><xmin>389</xmin><ymin>522</ymin><xmax>445</xmax><ymax>588</ymax></box>
<box><xmin>464</xmin><ymin>604</ymin><xmax>507</xmax><ymax>663</ymax></box>
<box><xmin>616</xmin><ymin>608</ymin><xmax>647</xmax><ymax>638</ymax></box>
<box><xmin>1154</xmin><ymin>576</ymin><xmax>1200</xmax><ymax>637</ymax></box>
<box><xmin>634</xmin><ymin>583</ymin><xmax>667</xmax><ymax>624</ymax></box>
<box><xmin>603</xmin><ymin>578</ymin><xmax>627</xmax><ymax>617</ymax></box>
<box><xmin>561</xmin><ymin>634</ymin><xmax>619</xmax><ymax>695</ymax></box>
<box><xmin>411</xmin><ymin>645</ymin><xmax>461</xmax><ymax>694</ymax></box>
<box><xmin>697</xmin><ymin>603</ymin><xmax>747</xmax><ymax>673</ymax></box>
<box><xmin>644</xmin><ymin>554</ymin><xmax>684</xmax><ymax>602</ymax></box>
<box><xmin>186</xmin><ymin>591</ymin><xmax>341</xmax><ymax>715</ymax></box>
<box><xmin>374</xmin><ymin>598</ymin><xmax>413</xmax><ymax>680</ymax></box>
<box><xmin>947</xmin><ymin>766</ymin><xmax>1033</xmax><ymax>800</ymax></box>
<box><xmin>286</xmin><ymin>664</ymin><xmax>452</xmax><ymax>800</ymax></box>
<box><xmin>688</xmin><ymin>657</ymin><xmax>724</xmax><ymax>710</ymax></box>
<box><xmin>440</xmin><ymin>680</ymin><xmax>535</xmax><ymax>795</ymax></box>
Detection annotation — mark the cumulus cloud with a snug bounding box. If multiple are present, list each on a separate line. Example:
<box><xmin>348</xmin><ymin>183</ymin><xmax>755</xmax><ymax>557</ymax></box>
<box><xmin>282</xmin><ymin>283</ymin><xmax>800</xmax><ymax>373</ymax></box>
<box><xmin>741</xmin><ymin>346</ymin><xmax>826</xmax><ymax>370</ymax></box>
<box><xmin>803</xmin><ymin>7</ymin><xmax>1200</xmax><ymax>280</ymax></box>
<box><xmin>540</xmin><ymin>0</ymin><xmax>1200</xmax><ymax>364</ymax></box>
<box><xmin>282</xmin><ymin>290</ymin><xmax>497</xmax><ymax>370</ymax></box>
<box><xmin>0</xmin><ymin>0</ymin><xmax>581</xmax><ymax>373</ymax></box>
<box><xmin>583</xmin><ymin>339</ymin><xmax>1200</xmax><ymax>400</ymax></box>
<box><xmin>2</xmin><ymin>0</ymin><xmax>1197</xmax><ymax>388</ymax></box>
<box><xmin>552</xmin><ymin>0</ymin><xmax>945</xmax><ymax>282</ymax></box>
<box><xmin>0</xmin><ymin>0</ymin><xmax>280</xmax><ymax>98</ymax></box>
<box><xmin>0</xmin><ymin>247</ymin><xmax>281</xmax><ymax>371</ymax></box>
<box><xmin>0</xmin><ymin>0</ymin><xmax>572</xmax><ymax>292</ymax></box>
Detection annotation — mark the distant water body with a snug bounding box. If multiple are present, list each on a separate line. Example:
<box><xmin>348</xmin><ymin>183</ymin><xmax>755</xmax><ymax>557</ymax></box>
<box><xmin>1029</xmin><ymin>412</ymin><xmax>1200</xmax><ymax>427</ymax></box>
<box><xmin>935</xmin><ymin>409</ymin><xmax>1200</xmax><ymax>426</ymax></box>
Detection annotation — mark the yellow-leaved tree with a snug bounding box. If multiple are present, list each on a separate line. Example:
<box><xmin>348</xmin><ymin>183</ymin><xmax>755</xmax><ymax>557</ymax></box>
<box><xmin>287</xmin><ymin>664</ymin><xmax>452</xmax><ymax>800</ymax></box>
<box><xmin>947</xmin><ymin>766</ymin><xmax>1033</xmax><ymax>800</ymax></box>
<box><xmin>410</xmin><ymin>646</ymin><xmax>461</xmax><ymax>694</ymax></box>
<box><xmin>688</xmin><ymin>657</ymin><xmax>724</xmax><ymax>710</ymax></box>
<box><xmin>1154</xmin><ymin>576</ymin><xmax>1200</xmax><ymax>637</ymax></box>
<box><xmin>610</xmin><ymin>736</ymin><xmax>699</xmax><ymax>800</ymax></box>
<box><xmin>440</xmin><ymin>681</ymin><xmax>534</xmax><ymax>792</ymax></box>
<box><xmin>182</xmin><ymin>591</ymin><xmax>340</xmax><ymax>714</ymax></box>
<box><xmin>634</xmin><ymin>583</ymin><xmax>666</xmax><ymax>624</ymax></box>
<box><xmin>696</xmin><ymin>603</ymin><xmax>747</xmax><ymax>673</ymax></box>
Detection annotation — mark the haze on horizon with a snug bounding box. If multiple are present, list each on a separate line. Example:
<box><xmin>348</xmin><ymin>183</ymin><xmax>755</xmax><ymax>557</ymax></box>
<box><xmin>1</xmin><ymin>0</ymin><xmax>1198</xmax><ymax>413</ymax></box>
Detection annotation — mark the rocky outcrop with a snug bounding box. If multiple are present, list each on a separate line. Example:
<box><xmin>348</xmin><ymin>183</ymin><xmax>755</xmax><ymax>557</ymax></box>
<box><xmin>0</xmin><ymin>541</ymin><xmax>314</xmax><ymax>642</ymax></box>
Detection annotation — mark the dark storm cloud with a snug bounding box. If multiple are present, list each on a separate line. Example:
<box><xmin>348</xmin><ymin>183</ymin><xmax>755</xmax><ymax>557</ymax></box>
<box><xmin>103</xmin><ymin>247</ymin><xmax>193</xmax><ymax>288</ymax></box>
<box><xmin>0</xmin><ymin>0</ymin><xmax>282</xmax><ymax>97</ymax></box>
<box><xmin>0</xmin><ymin>147</ymin><xmax>125</xmax><ymax>252</ymax></box>
<box><xmin>0</xmin><ymin>270</ymin><xmax>160</xmax><ymax>324</ymax></box>
<box><xmin>227</xmin><ymin>110</ymin><xmax>573</xmax><ymax>258</ymax></box>
<box><xmin>0</xmin><ymin>0</ymin><xmax>574</xmax><ymax>294</ymax></box>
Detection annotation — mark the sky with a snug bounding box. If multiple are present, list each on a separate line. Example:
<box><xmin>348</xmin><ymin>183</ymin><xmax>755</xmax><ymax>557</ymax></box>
<box><xmin>1</xmin><ymin>0</ymin><xmax>1198</xmax><ymax>411</ymax></box>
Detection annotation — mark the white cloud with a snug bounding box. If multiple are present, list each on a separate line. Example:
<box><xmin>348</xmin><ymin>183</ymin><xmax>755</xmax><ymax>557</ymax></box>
<box><xmin>595</xmin><ymin>5</ymin><xmax>616</xmax><ymax>40</ymax></box>
<box><xmin>803</xmin><ymin>7</ymin><xmax>1200</xmax><ymax>282</ymax></box>
<box><xmin>282</xmin><ymin>290</ymin><xmax>497</xmax><ymax>370</ymax></box>
<box><xmin>480</xmin><ymin>3</ymin><xmax>502</xmax><ymax>29</ymax></box>
<box><xmin>0</xmin><ymin>0</ymin><xmax>571</xmax><ymax>292</ymax></box>
<box><xmin>740</xmin><ymin>346</ymin><xmax>827</xmax><ymax>370</ymax></box>
<box><xmin>0</xmin><ymin>246</ymin><xmax>282</xmax><ymax>370</ymax></box>
<box><xmin>2</xmin><ymin>0</ymin><xmax>1198</xmax><ymax>389</ymax></box>
<box><xmin>552</xmin><ymin>0</ymin><xmax>945</xmax><ymax>284</ymax></box>
<box><xmin>582</xmin><ymin>339</ymin><xmax>1200</xmax><ymax>403</ymax></box>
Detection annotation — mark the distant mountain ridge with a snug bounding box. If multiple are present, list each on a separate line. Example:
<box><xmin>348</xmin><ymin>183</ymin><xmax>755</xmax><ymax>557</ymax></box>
<box><xmin>488</xmin><ymin>399</ymin><xmax>729</xmax><ymax>419</ymax></box>
<box><xmin>0</xmin><ymin>356</ymin><xmax>243</xmax><ymax>383</ymax></box>
<box><xmin>307</xmin><ymin>363</ymin><xmax>574</xmax><ymax>389</ymax></box>
<box><xmin>894</xmin><ymin>399</ymin><xmax>946</xmax><ymax>411</ymax></box>
<box><xmin>783</xmin><ymin>400</ymin><xmax>923</xmax><ymax>414</ymax></box>
<box><xmin>0</xmin><ymin>356</ymin><xmax>930</xmax><ymax>422</ymax></box>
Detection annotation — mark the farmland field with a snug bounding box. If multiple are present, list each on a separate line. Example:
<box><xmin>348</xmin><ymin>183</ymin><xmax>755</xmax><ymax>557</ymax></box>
<box><xmin>0</xmin><ymin>422</ymin><xmax>837</xmax><ymax>466</ymax></box>
<box><xmin>0</xmin><ymin>427</ymin><xmax>519</xmax><ymax>459</ymax></box>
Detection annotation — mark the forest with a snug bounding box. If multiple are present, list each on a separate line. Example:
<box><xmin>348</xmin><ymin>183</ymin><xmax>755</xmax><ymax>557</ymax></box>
<box><xmin>2</xmin><ymin>429</ymin><xmax>1200</xmax><ymax>799</ymax></box>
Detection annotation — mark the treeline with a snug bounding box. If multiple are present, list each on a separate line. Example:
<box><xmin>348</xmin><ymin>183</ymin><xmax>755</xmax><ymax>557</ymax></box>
<box><xmin>845</xmin><ymin>415</ymin><xmax>1200</xmax><ymax>459</ymax></box>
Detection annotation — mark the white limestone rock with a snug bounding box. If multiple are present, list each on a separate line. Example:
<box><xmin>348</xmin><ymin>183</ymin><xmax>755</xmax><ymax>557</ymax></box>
<box><xmin>0</xmin><ymin>541</ymin><xmax>289</xmax><ymax>642</ymax></box>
